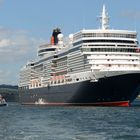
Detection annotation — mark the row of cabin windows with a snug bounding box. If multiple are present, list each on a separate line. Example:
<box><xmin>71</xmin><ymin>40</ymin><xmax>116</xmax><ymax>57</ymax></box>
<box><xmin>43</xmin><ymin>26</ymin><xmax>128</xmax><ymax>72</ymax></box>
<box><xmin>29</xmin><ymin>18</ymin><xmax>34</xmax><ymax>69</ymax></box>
<box><xmin>82</xmin><ymin>33</ymin><xmax>136</xmax><ymax>39</ymax></box>
<box><xmin>73</xmin><ymin>39</ymin><xmax>135</xmax><ymax>46</ymax></box>
<box><xmin>51</xmin><ymin>79</ymin><xmax>65</xmax><ymax>84</ymax></box>
<box><xmin>30</xmin><ymin>83</ymin><xmax>41</xmax><ymax>88</ymax></box>
<box><xmin>73</xmin><ymin>33</ymin><xmax>136</xmax><ymax>41</ymax></box>
<box><xmin>81</xmin><ymin>48</ymin><xmax>140</xmax><ymax>53</ymax></box>
<box><xmin>38</xmin><ymin>48</ymin><xmax>55</xmax><ymax>53</ymax></box>
<box><xmin>83</xmin><ymin>44</ymin><xmax>137</xmax><ymax>48</ymax></box>
<box><xmin>56</xmin><ymin>62</ymin><xmax>67</xmax><ymax>67</ymax></box>
<box><xmin>19</xmin><ymin>86</ymin><xmax>29</xmax><ymax>90</ymax></box>
<box><xmin>94</xmin><ymin>64</ymin><xmax>137</xmax><ymax>66</ymax></box>
<box><xmin>51</xmin><ymin>77</ymin><xmax>89</xmax><ymax>85</ymax></box>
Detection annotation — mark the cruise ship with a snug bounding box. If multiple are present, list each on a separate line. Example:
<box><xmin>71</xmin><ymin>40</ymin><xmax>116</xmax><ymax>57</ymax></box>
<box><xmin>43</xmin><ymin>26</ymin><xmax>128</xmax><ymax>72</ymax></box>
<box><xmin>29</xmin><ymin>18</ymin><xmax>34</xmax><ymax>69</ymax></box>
<box><xmin>19</xmin><ymin>5</ymin><xmax>140</xmax><ymax>106</ymax></box>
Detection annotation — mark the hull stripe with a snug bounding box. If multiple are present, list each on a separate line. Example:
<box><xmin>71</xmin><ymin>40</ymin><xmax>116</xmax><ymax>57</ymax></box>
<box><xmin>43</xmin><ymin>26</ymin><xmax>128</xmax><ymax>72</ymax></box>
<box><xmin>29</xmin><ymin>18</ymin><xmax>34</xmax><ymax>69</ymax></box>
<box><xmin>22</xmin><ymin>101</ymin><xmax>129</xmax><ymax>107</ymax></box>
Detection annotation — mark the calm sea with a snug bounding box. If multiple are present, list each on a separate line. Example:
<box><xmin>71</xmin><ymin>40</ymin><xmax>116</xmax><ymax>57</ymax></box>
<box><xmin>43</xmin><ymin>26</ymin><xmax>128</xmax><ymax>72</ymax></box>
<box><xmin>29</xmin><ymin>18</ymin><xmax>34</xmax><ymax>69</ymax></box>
<box><xmin>0</xmin><ymin>101</ymin><xmax>140</xmax><ymax>140</ymax></box>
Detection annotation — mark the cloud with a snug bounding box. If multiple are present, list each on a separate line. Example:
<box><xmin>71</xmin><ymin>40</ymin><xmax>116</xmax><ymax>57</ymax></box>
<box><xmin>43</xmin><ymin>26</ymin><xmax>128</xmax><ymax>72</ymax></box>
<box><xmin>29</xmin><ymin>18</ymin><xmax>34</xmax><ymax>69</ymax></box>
<box><xmin>0</xmin><ymin>26</ymin><xmax>46</xmax><ymax>85</ymax></box>
<box><xmin>0</xmin><ymin>39</ymin><xmax>11</xmax><ymax>47</ymax></box>
<box><xmin>0</xmin><ymin>27</ymin><xmax>45</xmax><ymax>63</ymax></box>
<box><xmin>0</xmin><ymin>70</ymin><xmax>12</xmax><ymax>84</ymax></box>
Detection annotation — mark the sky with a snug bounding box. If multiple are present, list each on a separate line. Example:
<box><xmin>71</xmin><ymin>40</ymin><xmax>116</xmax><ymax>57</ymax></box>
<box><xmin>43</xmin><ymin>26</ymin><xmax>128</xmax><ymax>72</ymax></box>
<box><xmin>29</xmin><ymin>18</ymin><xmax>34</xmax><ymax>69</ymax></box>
<box><xmin>0</xmin><ymin>0</ymin><xmax>140</xmax><ymax>85</ymax></box>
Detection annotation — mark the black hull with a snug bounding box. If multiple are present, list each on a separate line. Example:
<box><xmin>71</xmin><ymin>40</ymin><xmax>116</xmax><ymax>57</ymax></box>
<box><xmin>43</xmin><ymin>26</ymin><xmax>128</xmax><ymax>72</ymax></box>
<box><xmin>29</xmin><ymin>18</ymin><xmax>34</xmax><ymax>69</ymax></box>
<box><xmin>19</xmin><ymin>73</ymin><xmax>140</xmax><ymax>106</ymax></box>
<box><xmin>0</xmin><ymin>103</ymin><xmax>7</xmax><ymax>107</ymax></box>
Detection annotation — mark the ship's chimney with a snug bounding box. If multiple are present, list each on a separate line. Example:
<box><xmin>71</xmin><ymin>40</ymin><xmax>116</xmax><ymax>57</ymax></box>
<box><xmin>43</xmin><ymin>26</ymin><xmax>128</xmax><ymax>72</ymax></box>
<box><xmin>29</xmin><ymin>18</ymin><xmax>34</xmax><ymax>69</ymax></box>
<box><xmin>51</xmin><ymin>28</ymin><xmax>61</xmax><ymax>45</ymax></box>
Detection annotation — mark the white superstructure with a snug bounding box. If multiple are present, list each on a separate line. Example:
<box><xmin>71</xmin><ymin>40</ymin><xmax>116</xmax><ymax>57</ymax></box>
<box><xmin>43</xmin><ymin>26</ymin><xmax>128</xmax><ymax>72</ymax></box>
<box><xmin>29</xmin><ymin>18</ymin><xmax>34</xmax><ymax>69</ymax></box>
<box><xmin>19</xmin><ymin>5</ymin><xmax>140</xmax><ymax>90</ymax></box>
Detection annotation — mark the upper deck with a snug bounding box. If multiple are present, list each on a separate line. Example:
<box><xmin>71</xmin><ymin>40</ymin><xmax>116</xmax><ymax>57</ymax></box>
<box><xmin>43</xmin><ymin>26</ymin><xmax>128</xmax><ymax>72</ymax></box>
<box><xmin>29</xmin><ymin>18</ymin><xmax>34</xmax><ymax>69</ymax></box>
<box><xmin>73</xmin><ymin>29</ymin><xmax>137</xmax><ymax>41</ymax></box>
<box><xmin>73</xmin><ymin>5</ymin><xmax>137</xmax><ymax>43</ymax></box>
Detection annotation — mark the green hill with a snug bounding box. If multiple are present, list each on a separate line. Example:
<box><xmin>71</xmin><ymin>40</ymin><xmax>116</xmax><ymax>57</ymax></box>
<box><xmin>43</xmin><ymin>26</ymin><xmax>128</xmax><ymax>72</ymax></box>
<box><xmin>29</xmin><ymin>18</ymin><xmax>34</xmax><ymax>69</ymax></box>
<box><xmin>0</xmin><ymin>85</ymin><xmax>19</xmax><ymax>102</ymax></box>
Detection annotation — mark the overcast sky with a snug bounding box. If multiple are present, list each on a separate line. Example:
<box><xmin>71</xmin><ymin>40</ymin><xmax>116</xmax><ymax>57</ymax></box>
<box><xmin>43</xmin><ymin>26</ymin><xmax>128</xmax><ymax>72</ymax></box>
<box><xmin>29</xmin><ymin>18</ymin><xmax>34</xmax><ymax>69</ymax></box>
<box><xmin>0</xmin><ymin>0</ymin><xmax>140</xmax><ymax>85</ymax></box>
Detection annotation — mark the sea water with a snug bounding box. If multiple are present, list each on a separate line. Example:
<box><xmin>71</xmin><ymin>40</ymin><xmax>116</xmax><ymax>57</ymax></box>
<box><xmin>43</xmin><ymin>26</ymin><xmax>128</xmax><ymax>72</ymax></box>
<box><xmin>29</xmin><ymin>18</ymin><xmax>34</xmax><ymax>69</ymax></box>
<box><xmin>0</xmin><ymin>102</ymin><xmax>140</xmax><ymax>140</ymax></box>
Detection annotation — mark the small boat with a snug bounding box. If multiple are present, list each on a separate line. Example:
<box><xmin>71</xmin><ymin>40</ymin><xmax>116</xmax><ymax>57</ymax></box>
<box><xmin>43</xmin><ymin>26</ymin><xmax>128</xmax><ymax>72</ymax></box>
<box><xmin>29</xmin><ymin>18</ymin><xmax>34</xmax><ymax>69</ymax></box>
<box><xmin>0</xmin><ymin>95</ymin><xmax>7</xmax><ymax>106</ymax></box>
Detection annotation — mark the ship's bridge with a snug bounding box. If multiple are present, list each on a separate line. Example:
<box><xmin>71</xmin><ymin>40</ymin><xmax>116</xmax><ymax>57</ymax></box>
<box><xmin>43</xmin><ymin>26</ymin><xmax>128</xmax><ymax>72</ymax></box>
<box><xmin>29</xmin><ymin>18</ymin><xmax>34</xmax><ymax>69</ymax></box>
<box><xmin>72</xmin><ymin>4</ymin><xmax>138</xmax><ymax>45</ymax></box>
<box><xmin>72</xmin><ymin>29</ymin><xmax>139</xmax><ymax>50</ymax></box>
<box><xmin>71</xmin><ymin>5</ymin><xmax>140</xmax><ymax>73</ymax></box>
<box><xmin>73</xmin><ymin>29</ymin><xmax>138</xmax><ymax>44</ymax></box>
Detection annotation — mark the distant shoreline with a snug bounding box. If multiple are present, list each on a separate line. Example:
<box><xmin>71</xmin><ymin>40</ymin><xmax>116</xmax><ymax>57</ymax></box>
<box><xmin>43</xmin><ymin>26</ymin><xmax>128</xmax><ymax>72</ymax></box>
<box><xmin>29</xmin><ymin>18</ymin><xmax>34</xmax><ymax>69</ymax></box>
<box><xmin>0</xmin><ymin>85</ymin><xmax>18</xmax><ymax>102</ymax></box>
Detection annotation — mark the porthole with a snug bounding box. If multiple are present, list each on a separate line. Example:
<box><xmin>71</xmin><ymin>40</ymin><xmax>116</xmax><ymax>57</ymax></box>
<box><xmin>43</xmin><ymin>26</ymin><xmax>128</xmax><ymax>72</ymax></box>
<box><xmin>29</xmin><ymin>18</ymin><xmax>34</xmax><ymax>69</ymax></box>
<box><xmin>76</xmin><ymin>78</ymin><xmax>79</xmax><ymax>81</ymax></box>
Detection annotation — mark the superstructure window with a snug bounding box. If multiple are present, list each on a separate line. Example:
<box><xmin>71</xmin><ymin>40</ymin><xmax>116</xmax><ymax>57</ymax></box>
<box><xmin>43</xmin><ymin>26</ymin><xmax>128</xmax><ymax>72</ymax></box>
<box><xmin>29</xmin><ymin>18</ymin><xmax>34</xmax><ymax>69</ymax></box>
<box><xmin>82</xmin><ymin>47</ymin><xmax>140</xmax><ymax>53</ymax></box>
<box><xmin>69</xmin><ymin>46</ymin><xmax>82</xmax><ymax>53</ymax></box>
<box><xmin>82</xmin><ymin>33</ymin><xmax>136</xmax><ymax>38</ymax></box>
<box><xmin>38</xmin><ymin>48</ymin><xmax>56</xmax><ymax>53</ymax></box>
<box><xmin>73</xmin><ymin>39</ymin><xmax>135</xmax><ymax>46</ymax></box>
<box><xmin>83</xmin><ymin>39</ymin><xmax>134</xmax><ymax>44</ymax></box>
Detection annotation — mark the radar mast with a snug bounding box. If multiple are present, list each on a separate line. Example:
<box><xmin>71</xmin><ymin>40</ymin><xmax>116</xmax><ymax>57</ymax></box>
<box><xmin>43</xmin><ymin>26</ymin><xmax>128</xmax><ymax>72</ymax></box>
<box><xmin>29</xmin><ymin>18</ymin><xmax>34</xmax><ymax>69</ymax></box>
<box><xmin>100</xmin><ymin>5</ymin><xmax>109</xmax><ymax>30</ymax></box>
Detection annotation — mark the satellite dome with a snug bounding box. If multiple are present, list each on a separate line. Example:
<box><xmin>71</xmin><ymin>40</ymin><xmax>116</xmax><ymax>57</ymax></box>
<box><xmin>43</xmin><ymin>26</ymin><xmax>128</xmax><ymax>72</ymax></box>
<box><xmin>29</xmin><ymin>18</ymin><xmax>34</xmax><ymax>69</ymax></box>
<box><xmin>57</xmin><ymin>34</ymin><xmax>63</xmax><ymax>41</ymax></box>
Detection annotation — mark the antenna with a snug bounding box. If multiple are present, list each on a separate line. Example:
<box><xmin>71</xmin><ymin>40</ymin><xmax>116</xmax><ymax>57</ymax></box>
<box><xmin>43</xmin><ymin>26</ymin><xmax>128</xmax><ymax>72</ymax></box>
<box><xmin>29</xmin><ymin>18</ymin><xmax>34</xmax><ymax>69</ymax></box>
<box><xmin>100</xmin><ymin>5</ymin><xmax>109</xmax><ymax>30</ymax></box>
